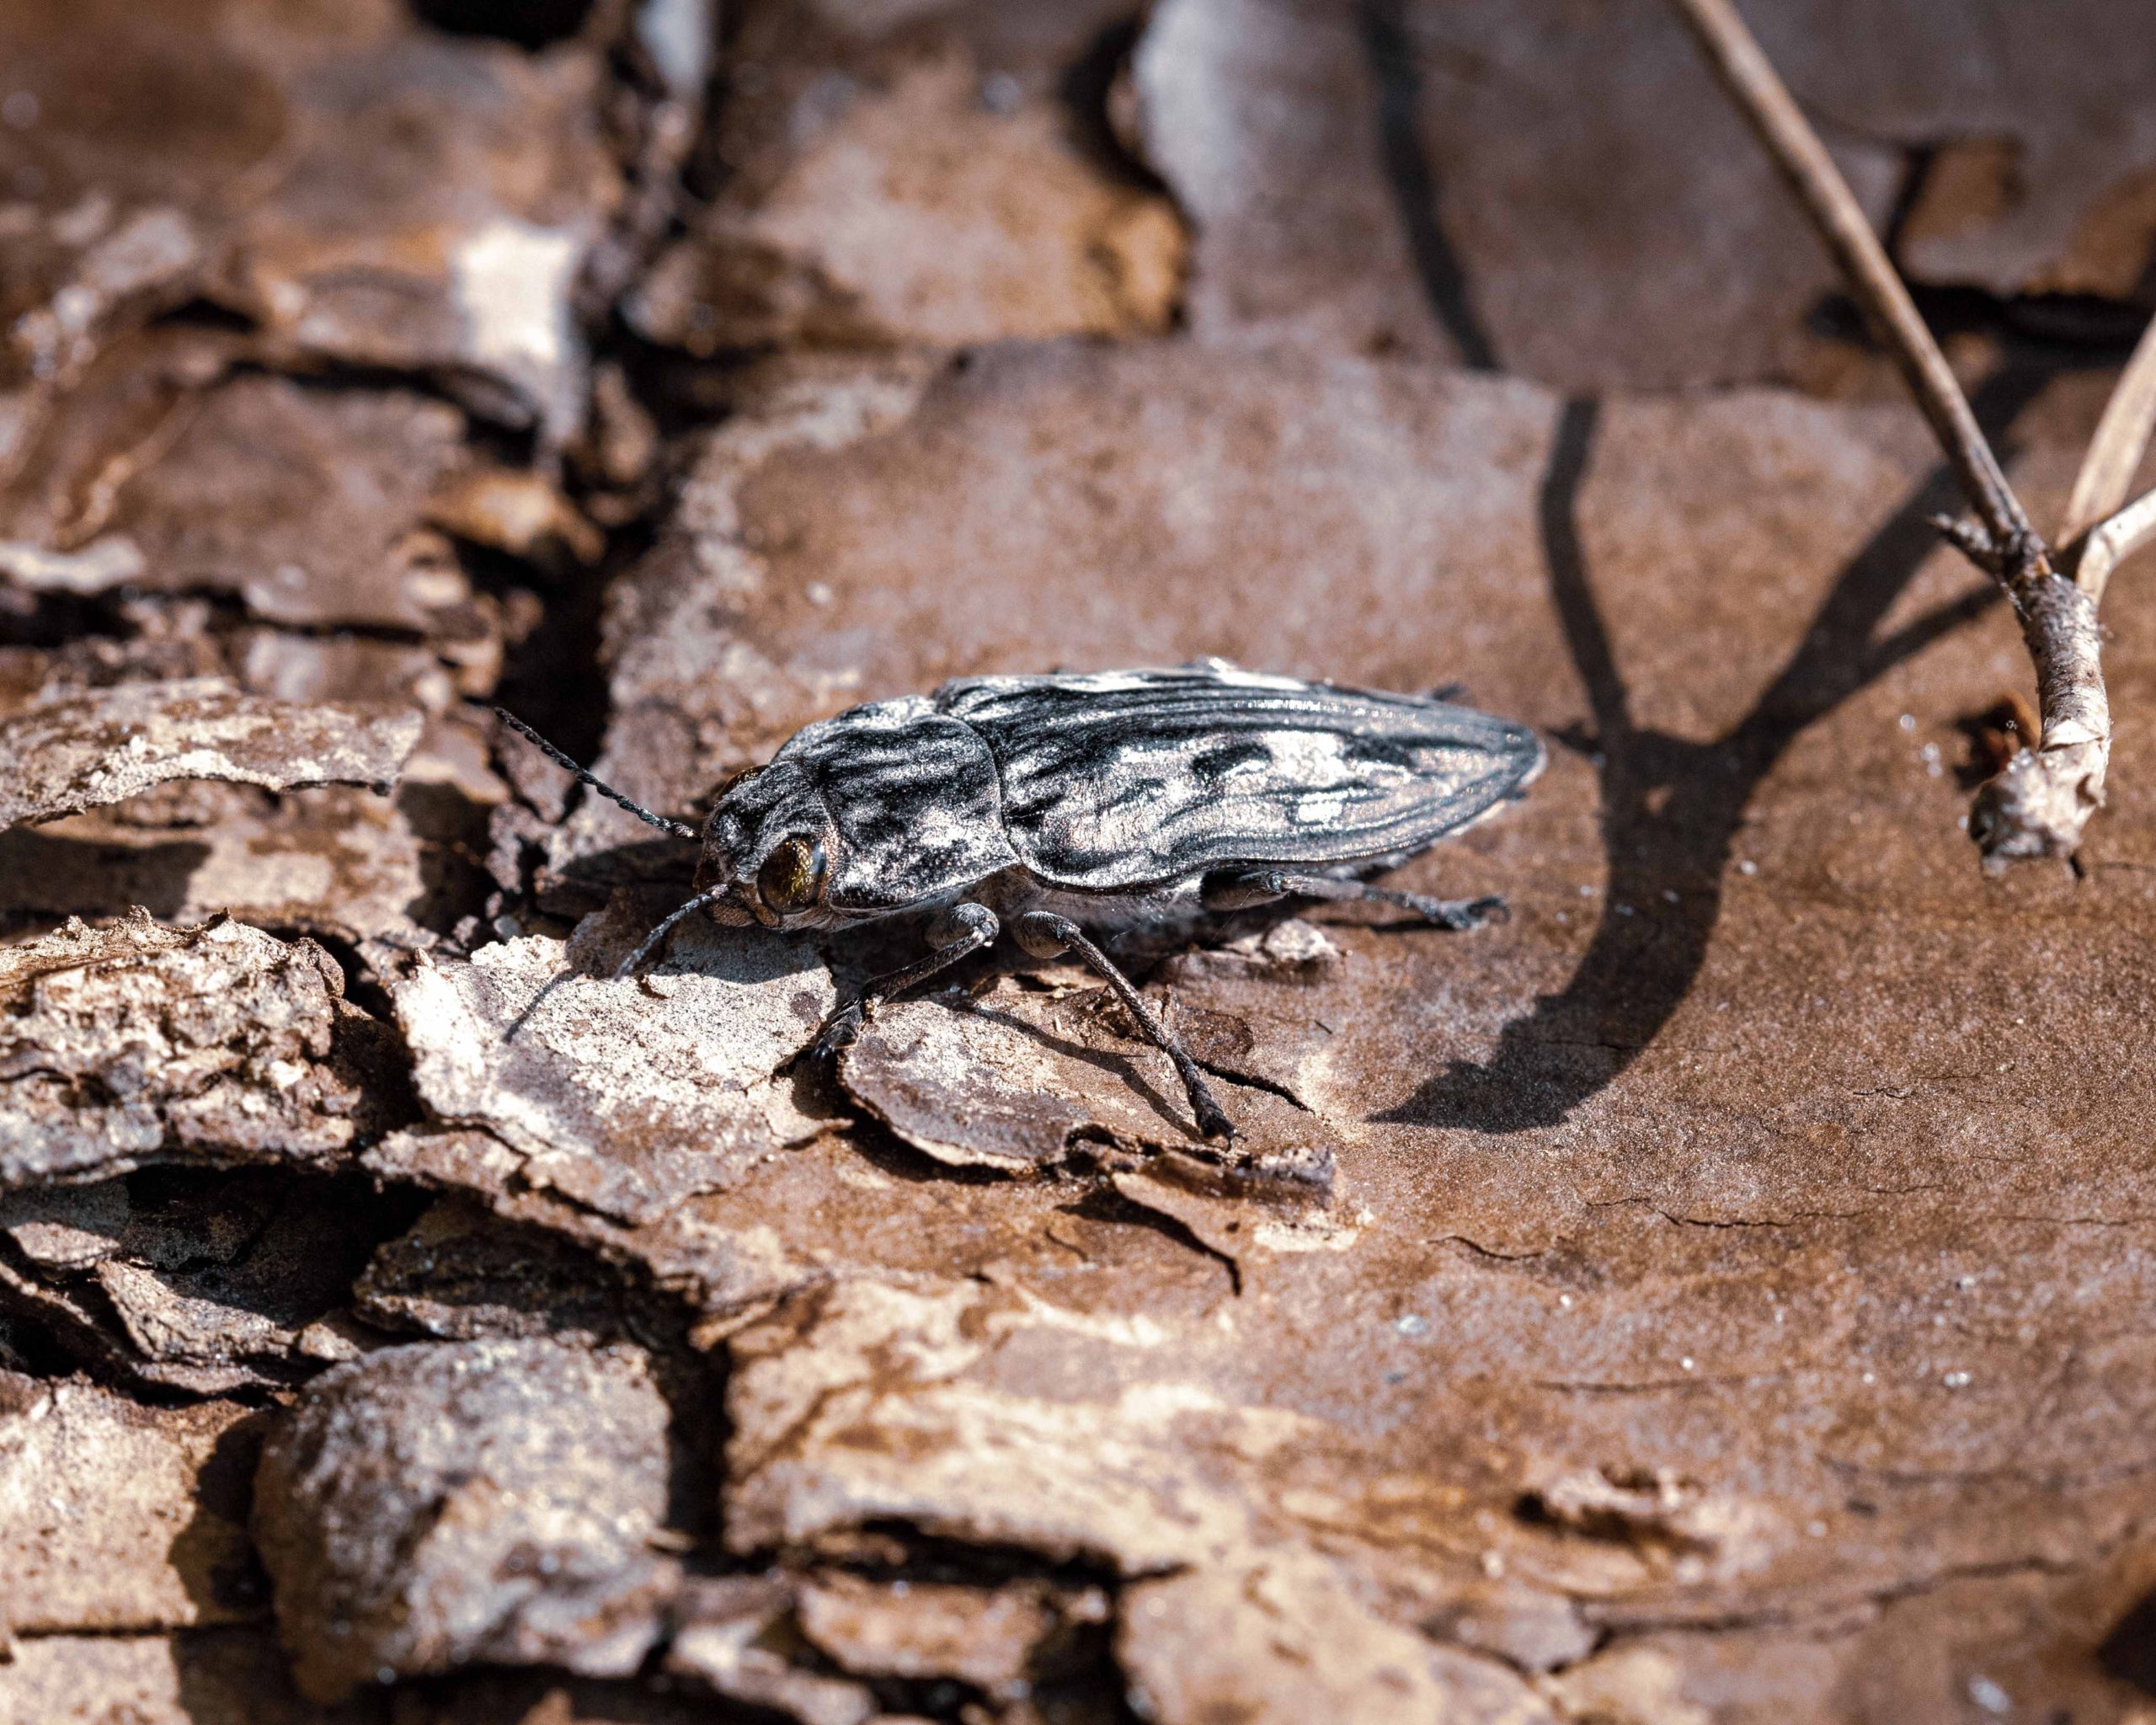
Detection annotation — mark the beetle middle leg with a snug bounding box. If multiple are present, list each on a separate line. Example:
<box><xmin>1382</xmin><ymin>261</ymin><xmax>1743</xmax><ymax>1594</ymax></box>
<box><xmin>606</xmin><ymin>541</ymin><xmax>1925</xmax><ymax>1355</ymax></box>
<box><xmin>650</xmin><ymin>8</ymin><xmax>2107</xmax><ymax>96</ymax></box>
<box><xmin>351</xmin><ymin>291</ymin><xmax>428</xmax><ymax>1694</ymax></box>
<box><xmin>1010</xmin><ymin>911</ymin><xmax>1235</xmax><ymax>1142</ymax></box>
<box><xmin>812</xmin><ymin>900</ymin><xmax>1001</xmax><ymax>1057</ymax></box>
<box><xmin>1201</xmin><ymin>868</ymin><xmax>1505</xmax><ymax>931</ymax></box>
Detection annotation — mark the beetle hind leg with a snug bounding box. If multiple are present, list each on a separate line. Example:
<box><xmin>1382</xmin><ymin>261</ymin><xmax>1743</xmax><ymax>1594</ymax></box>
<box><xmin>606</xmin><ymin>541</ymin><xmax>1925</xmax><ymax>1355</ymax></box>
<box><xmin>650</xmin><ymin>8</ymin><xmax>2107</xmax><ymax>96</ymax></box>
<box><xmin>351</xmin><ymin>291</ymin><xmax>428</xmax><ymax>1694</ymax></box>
<box><xmin>1201</xmin><ymin>868</ymin><xmax>1505</xmax><ymax>931</ymax></box>
<box><xmin>1011</xmin><ymin>911</ymin><xmax>1235</xmax><ymax>1142</ymax></box>
<box><xmin>811</xmin><ymin>901</ymin><xmax>1001</xmax><ymax>1059</ymax></box>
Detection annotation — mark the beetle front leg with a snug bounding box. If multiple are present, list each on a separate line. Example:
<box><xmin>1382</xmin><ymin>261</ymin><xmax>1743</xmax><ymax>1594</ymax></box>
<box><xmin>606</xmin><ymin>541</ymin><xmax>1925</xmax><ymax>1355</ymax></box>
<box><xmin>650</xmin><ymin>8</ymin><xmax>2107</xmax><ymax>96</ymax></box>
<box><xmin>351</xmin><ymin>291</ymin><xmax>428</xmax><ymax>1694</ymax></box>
<box><xmin>1011</xmin><ymin>911</ymin><xmax>1235</xmax><ymax>1142</ymax></box>
<box><xmin>1201</xmin><ymin>868</ymin><xmax>1505</xmax><ymax>931</ymax></box>
<box><xmin>812</xmin><ymin>901</ymin><xmax>1001</xmax><ymax>1058</ymax></box>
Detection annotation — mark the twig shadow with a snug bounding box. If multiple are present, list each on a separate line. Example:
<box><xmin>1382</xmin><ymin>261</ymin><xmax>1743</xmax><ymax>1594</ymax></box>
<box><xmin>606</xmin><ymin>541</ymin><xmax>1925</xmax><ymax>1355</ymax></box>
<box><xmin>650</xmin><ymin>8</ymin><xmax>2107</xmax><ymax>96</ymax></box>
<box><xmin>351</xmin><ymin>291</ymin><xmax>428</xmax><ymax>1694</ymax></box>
<box><xmin>1383</xmin><ymin>368</ymin><xmax>2051</xmax><ymax>1132</ymax></box>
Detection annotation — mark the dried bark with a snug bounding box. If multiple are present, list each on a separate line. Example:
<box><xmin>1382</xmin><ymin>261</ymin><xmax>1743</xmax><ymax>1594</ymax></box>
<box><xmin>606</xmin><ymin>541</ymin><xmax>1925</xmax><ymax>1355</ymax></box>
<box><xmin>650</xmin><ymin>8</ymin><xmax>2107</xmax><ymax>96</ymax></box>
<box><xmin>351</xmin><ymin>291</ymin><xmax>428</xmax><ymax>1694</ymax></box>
<box><xmin>0</xmin><ymin>681</ymin><xmax>419</xmax><ymax>831</ymax></box>
<box><xmin>252</xmin><ymin>1338</ymin><xmax>678</xmax><ymax>1702</ymax></box>
<box><xmin>627</xmin><ymin>0</ymin><xmax>1182</xmax><ymax>354</ymax></box>
<box><xmin>0</xmin><ymin>912</ymin><xmax>404</xmax><ymax>1191</ymax></box>
<box><xmin>0</xmin><ymin>1373</ymin><xmax>266</xmax><ymax>1634</ymax></box>
<box><xmin>8</xmin><ymin>3</ymin><xmax>2156</xmax><ymax>1722</ymax></box>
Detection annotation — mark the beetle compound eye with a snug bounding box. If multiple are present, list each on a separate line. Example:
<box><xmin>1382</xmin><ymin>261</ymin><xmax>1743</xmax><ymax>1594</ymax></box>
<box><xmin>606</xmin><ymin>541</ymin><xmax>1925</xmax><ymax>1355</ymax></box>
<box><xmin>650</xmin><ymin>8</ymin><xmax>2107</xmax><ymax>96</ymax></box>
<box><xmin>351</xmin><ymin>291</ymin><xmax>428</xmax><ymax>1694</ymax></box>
<box><xmin>756</xmin><ymin>836</ymin><xmax>828</xmax><ymax>912</ymax></box>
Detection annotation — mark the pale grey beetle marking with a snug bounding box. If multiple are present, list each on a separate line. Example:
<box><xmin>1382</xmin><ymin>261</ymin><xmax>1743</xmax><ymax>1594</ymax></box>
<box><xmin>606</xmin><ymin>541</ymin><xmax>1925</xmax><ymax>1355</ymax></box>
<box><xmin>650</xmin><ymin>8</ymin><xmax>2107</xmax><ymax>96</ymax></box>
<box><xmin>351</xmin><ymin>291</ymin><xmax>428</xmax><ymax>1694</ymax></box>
<box><xmin>499</xmin><ymin>663</ymin><xmax>1544</xmax><ymax>1141</ymax></box>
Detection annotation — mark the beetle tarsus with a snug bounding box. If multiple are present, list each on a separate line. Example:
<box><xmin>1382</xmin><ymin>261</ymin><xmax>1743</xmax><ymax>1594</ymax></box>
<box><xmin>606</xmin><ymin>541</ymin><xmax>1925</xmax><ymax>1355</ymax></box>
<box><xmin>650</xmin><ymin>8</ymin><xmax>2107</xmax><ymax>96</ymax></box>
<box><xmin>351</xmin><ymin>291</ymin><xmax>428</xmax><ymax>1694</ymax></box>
<box><xmin>1191</xmin><ymin>1091</ymin><xmax>1238</xmax><ymax>1142</ymax></box>
<box><xmin>1202</xmin><ymin>868</ymin><xmax>1505</xmax><ymax>931</ymax></box>
<box><xmin>810</xmin><ymin>997</ymin><xmax>867</xmax><ymax>1060</ymax></box>
<box><xmin>1370</xmin><ymin>887</ymin><xmax>1508</xmax><ymax>930</ymax></box>
<box><xmin>1011</xmin><ymin>910</ymin><xmax>1235</xmax><ymax>1143</ymax></box>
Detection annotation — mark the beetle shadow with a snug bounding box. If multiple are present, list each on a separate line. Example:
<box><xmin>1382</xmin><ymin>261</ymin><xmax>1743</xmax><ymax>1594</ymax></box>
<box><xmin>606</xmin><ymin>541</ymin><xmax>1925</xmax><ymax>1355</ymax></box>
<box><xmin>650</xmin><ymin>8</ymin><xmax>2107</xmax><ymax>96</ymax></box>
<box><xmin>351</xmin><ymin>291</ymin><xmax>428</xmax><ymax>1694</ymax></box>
<box><xmin>501</xmin><ymin>869</ymin><xmax>826</xmax><ymax>1045</ymax></box>
<box><xmin>1382</xmin><ymin>366</ymin><xmax>2057</xmax><ymax>1133</ymax></box>
<box><xmin>964</xmin><ymin>996</ymin><xmax>1203</xmax><ymax>1141</ymax></box>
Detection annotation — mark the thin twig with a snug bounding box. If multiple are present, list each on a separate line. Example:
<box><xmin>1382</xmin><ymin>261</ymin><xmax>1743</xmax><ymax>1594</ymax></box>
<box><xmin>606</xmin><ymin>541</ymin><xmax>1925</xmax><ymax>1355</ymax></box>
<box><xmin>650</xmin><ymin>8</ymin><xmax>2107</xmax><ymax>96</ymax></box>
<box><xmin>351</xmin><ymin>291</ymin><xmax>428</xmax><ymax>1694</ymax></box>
<box><xmin>1665</xmin><ymin>0</ymin><xmax>2025</xmax><ymax>548</ymax></box>
<box><xmin>1666</xmin><ymin>0</ymin><xmax>2108</xmax><ymax>868</ymax></box>
<box><xmin>2059</xmin><ymin>310</ymin><xmax>2156</xmax><ymax>610</ymax></box>
<box><xmin>2061</xmin><ymin>312</ymin><xmax>2156</xmax><ymax>550</ymax></box>
<box><xmin>2075</xmin><ymin>485</ymin><xmax>2156</xmax><ymax>611</ymax></box>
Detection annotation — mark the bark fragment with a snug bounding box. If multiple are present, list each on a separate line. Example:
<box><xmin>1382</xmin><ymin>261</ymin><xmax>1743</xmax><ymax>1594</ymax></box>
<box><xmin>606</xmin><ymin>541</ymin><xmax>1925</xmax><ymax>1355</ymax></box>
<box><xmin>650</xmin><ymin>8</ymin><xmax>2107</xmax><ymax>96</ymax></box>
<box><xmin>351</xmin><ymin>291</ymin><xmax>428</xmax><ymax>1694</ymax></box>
<box><xmin>837</xmin><ymin>977</ymin><xmax>1347</xmax><ymax>1172</ymax></box>
<box><xmin>629</xmin><ymin>2</ymin><xmax>1182</xmax><ymax>354</ymax></box>
<box><xmin>795</xmin><ymin>1573</ymin><xmax>1059</xmax><ymax>1700</ymax></box>
<box><xmin>1132</xmin><ymin>0</ymin><xmax>2156</xmax><ymax>388</ymax></box>
<box><xmin>1120</xmin><ymin>1560</ymin><xmax>1556</xmax><ymax>1725</ymax></box>
<box><xmin>1133</xmin><ymin>0</ymin><xmax>1898</xmax><ymax>387</ymax></box>
<box><xmin>0</xmin><ymin>1629</ymin><xmax>359</xmax><ymax>1725</ymax></box>
<box><xmin>723</xmin><ymin>1277</ymin><xmax>1557</xmax><ymax>1722</ymax></box>
<box><xmin>662</xmin><ymin>1575</ymin><xmax>878</xmax><ymax>1725</ymax></box>
<box><xmin>0</xmin><ymin>376</ymin><xmax>478</xmax><ymax>633</ymax></box>
<box><xmin>253</xmin><ymin>1338</ymin><xmax>678</xmax><ymax>1703</ymax></box>
<box><xmin>387</xmin><ymin>905</ymin><xmax>834</xmax><ymax>1226</ymax></box>
<box><xmin>0</xmin><ymin>0</ymin><xmax>622</xmax><ymax>436</ymax></box>
<box><xmin>0</xmin><ymin>681</ymin><xmax>420</xmax><ymax>831</ymax></box>
<box><xmin>0</xmin><ymin>912</ymin><xmax>402</xmax><ymax>1192</ymax></box>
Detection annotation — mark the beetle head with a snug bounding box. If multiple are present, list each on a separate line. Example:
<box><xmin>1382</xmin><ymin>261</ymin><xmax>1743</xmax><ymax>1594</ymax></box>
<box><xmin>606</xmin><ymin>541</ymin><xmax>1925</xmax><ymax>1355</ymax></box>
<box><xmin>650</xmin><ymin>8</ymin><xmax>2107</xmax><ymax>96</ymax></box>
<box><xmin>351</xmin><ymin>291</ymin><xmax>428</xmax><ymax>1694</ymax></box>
<box><xmin>693</xmin><ymin>761</ymin><xmax>842</xmax><ymax>929</ymax></box>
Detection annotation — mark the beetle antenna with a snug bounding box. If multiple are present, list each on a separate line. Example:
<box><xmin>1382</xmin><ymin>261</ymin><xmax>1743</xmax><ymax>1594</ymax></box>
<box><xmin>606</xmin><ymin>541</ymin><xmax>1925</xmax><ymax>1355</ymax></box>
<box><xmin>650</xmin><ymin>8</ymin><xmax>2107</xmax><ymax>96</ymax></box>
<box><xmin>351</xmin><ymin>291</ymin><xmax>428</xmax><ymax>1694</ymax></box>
<box><xmin>616</xmin><ymin>888</ymin><xmax>728</xmax><ymax>980</ymax></box>
<box><xmin>495</xmin><ymin>709</ymin><xmax>698</xmax><ymax>841</ymax></box>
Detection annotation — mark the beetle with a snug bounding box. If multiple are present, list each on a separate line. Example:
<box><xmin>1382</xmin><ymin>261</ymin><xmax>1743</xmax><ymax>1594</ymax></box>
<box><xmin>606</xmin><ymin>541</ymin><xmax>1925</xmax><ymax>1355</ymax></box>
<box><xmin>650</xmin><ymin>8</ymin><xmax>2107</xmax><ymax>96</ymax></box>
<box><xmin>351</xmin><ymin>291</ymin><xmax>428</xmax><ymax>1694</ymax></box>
<box><xmin>499</xmin><ymin>662</ymin><xmax>1543</xmax><ymax>1140</ymax></box>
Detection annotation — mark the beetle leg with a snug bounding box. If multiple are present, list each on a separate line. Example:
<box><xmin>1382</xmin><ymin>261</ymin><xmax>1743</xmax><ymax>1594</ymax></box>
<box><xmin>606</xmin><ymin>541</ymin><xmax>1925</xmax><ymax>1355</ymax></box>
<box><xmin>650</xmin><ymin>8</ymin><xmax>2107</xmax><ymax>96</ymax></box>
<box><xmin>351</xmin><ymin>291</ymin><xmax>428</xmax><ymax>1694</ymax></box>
<box><xmin>1201</xmin><ymin>868</ymin><xmax>1505</xmax><ymax>931</ymax></box>
<box><xmin>812</xmin><ymin>901</ymin><xmax>1001</xmax><ymax>1058</ymax></box>
<box><xmin>1010</xmin><ymin>911</ymin><xmax>1235</xmax><ymax>1142</ymax></box>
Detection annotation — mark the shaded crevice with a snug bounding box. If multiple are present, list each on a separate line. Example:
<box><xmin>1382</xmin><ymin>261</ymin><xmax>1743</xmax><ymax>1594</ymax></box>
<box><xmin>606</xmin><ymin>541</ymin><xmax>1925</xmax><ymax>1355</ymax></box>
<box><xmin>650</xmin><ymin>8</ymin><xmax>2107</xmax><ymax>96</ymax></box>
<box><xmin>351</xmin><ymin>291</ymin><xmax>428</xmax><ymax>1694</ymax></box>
<box><xmin>1432</xmin><ymin>1233</ymin><xmax>1563</xmax><ymax>1263</ymax></box>
<box><xmin>2101</xmin><ymin>1588</ymin><xmax>2156</xmax><ymax>1698</ymax></box>
<box><xmin>487</xmin><ymin>384</ymin><xmax>679</xmax><ymax>916</ymax></box>
<box><xmin>403</xmin><ymin>0</ymin><xmax>597</xmax><ymax>51</ymax></box>
<box><xmin>1880</xmin><ymin>142</ymin><xmax>1941</xmax><ymax>264</ymax></box>
<box><xmin>266</xmin><ymin>923</ymin><xmax>398</xmax><ymax>1023</ymax></box>
<box><xmin>784</xmin><ymin>1524</ymin><xmax>1131</xmax><ymax>1594</ymax></box>
<box><xmin>1807</xmin><ymin>278</ymin><xmax>2156</xmax><ymax>362</ymax></box>
<box><xmin>487</xmin><ymin>537</ymin><xmax>621</xmax><ymax>783</ymax></box>
<box><xmin>1059</xmin><ymin>15</ymin><xmax>1180</xmax><ymax>198</ymax></box>
<box><xmin>830</xmin><ymin>1116</ymin><xmax>1034</xmax><ymax>1188</ymax></box>
<box><xmin>0</xmin><ymin>588</ymin><xmax>136</xmax><ymax>650</ymax></box>
<box><xmin>0</xmin><ymin>1166</ymin><xmax>430</xmax><ymax>1404</ymax></box>
<box><xmin>1581</xmin><ymin>1196</ymin><xmax>1869</xmax><ymax>1229</ymax></box>
<box><xmin>0</xmin><ymin>1279</ymin><xmax>83</xmax><ymax>1378</ymax></box>
<box><xmin>1796</xmin><ymin>129</ymin><xmax>2153</xmax><ymax>353</ymax></box>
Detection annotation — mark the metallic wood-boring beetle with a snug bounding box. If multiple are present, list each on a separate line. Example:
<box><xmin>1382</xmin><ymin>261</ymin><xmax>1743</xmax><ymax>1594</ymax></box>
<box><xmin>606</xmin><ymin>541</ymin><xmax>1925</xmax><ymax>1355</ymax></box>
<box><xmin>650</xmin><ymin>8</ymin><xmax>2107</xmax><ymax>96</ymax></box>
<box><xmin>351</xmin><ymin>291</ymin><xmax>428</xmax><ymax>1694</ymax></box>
<box><xmin>500</xmin><ymin>663</ymin><xmax>1544</xmax><ymax>1140</ymax></box>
